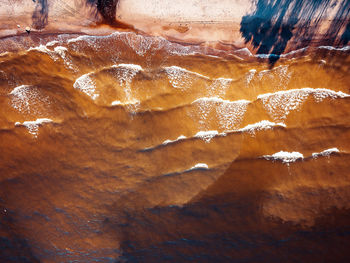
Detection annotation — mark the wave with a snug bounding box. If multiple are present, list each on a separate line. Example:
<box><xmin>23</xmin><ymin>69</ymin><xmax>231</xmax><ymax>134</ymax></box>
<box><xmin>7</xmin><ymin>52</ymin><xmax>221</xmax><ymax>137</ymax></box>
<box><xmin>263</xmin><ymin>147</ymin><xmax>342</xmax><ymax>164</ymax></box>
<box><xmin>162</xmin><ymin>135</ymin><xmax>187</xmax><ymax>145</ymax></box>
<box><xmin>312</xmin><ymin>148</ymin><xmax>340</xmax><ymax>158</ymax></box>
<box><xmin>186</xmin><ymin>163</ymin><xmax>209</xmax><ymax>171</ymax></box>
<box><xmin>194</xmin><ymin>130</ymin><xmax>226</xmax><ymax>143</ymax></box>
<box><xmin>257</xmin><ymin>88</ymin><xmax>350</xmax><ymax>100</ymax></box>
<box><xmin>164</xmin><ymin>65</ymin><xmax>207</xmax><ymax>90</ymax></box>
<box><xmin>318</xmin><ymin>46</ymin><xmax>350</xmax><ymax>51</ymax></box>
<box><xmin>257</xmin><ymin>88</ymin><xmax>350</xmax><ymax>122</ymax></box>
<box><xmin>263</xmin><ymin>151</ymin><xmax>304</xmax><ymax>164</ymax></box>
<box><xmin>9</xmin><ymin>85</ymin><xmax>51</xmax><ymax>115</ymax></box>
<box><xmin>15</xmin><ymin>118</ymin><xmax>54</xmax><ymax>137</ymax></box>
<box><xmin>163</xmin><ymin>163</ymin><xmax>212</xmax><ymax>178</ymax></box>
<box><xmin>192</xmin><ymin>97</ymin><xmax>250</xmax><ymax>104</ymax></box>
<box><xmin>141</xmin><ymin>120</ymin><xmax>287</xmax><ymax>151</ymax></box>
<box><xmin>73</xmin><ymin>73</ymin><xmax>98</xmax><ymax>100</ymax></box>
<box><xmin>238</xmin><ymin>120</ymin><xmax>286</xmax><ymax>135</ymax></box>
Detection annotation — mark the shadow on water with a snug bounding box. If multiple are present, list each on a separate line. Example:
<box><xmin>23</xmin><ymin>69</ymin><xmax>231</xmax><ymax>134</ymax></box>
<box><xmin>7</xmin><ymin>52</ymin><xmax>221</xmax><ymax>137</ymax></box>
<box><xmin>106</xmin><ymin>158</ymin><xmax>350</xmax><ymax>263</ymax></box>
<box><xmin>240</xmin><ymin>0</ymin><xmax>350</xmax><ymax>66</ymax></box>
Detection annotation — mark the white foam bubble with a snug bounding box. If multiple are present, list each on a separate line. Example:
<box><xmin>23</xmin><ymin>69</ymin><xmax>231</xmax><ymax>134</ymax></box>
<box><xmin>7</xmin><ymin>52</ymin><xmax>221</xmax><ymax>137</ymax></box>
<box><xmin>46</xmin><ymin>40</ymin><xmax>59</xmax><ymax>47</ymax></box>
<box><xmin>162</xmin><ymin>135</ymin><xmax>187</xmax><ymax>145</ymax></box>
<box><xmin>318</xmin><ymin>46</ymin><xmax>350</xmax><ymax>51</ymax></box>
<box><xmin>194</xmin><ymin>130</ymin><xmax>224</xmax><ymax>143</ymax></box>
<box><xmin>15</xmin><ymin>118</ymin><xmax>53</xmax><ymax>137</ymax></box>
<box><xmin>207</xmin><ymin>78</ymin><xmax>232</xmax><ymax>97</ymax></box>
<box><xmin>312</xmin><ymin>148</ymin><xmax>340</xmax><ymax>158</ymax></box>
<box><xmin>258</xmin><ymin>88</ymin><xmax>350</xmax><ymax>122</ymax></box>
<box><xmin>192</xmin><ymin>97</ymin><xmax>250</xmax><ymax>131</ymax></box>
<box><xmin>111</xmin><ymin>64</ymin><xmax>143</xmax><ymax>112</ymax></box>
<box><xmin>186</xmin><ymin>163</ymin><xmax>209</xmax><ymax>172</ymax></box>
<box><xmin>234</xmin><ymin>48</ymin><xmax>253</xmax><ymax>57</ymax></box>
<box><xmin>165</xmin><ymin>66</ymin><xmax>209</xmax><ymax>90</ymax></box>
<box><xmin>238</xmin><ymin>120</ymin><xmax>286</xmax><ymax>135</ymax></box>
<box><xmin>246</xmin><ymin>69</ymin><xmax>256</xmax><ymax>86</ymax></box>
<box><xmin>263</xmin><ymin>151</ymin><xmax>304</xmax><ymax>164</ymax></box>
<box><xmin>9</xmin><ymin>85</ymin><xmax>50</xmax><ymax>114</ymax></box>
<box><xmin>124</xmin><ymin>33</ymin><xmax>152</xmax><ymax>56</ymax></box>
<box><xmin>73</xmin><ymin>73</ymin><xmax>98</xmax><ymax>100</ymax></box>
<box><xmin>113</xmin><ymin>63</ymin><xmax>143</xmax><ymax>72</ymax></box>
<box><xmin>254</xmin><ymin>47</ymin><xmax>308</xmax><ymax>59</ymax></box>
<box><xmin>54</xmin><ymin>46</ymin><xmax>75</xmax><ymax>70</ymax></box>
<box><xmin>193</xmin><ymin>97</ymin><xmax>235</xmax><ymax>104</ymax></box>
<box><xmin>28</xmin><ymin>44</ymin><xmax>52</xmax><ymax>53</ymax></box>
<box><xmin>111</xmin><ymin>100</ymin><xmax>122</xmax><ymax>106</ymax></box>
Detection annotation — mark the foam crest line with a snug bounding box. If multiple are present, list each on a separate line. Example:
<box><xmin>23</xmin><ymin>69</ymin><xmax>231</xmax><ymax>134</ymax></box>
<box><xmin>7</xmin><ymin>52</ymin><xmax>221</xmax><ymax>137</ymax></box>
<box><xmin>255</xmin><ymin>47</ymin><xmax>308</xmax><ymax>59</ymax></box>
<box><xmin>238</xmin><ymin>120</ymin><xmax>286</xmax><ymax>134</ymax></box>
<box><xmin>263</xmin><ymin>151</ymin><xmax>304</xmax><ymax>164</ymax></box>
<box><xmin>15</xmin><ymin>118</ymin><xmax>54</xmax><ymax>138</ymax></box>
<box><xmin>73</xmin><ymin>73</ymin><xmax>98</xmax><ymax>100</ymax></box>
<box><xmin>312</xmin><ymin>148</ymin><xmax>340</xmax><ymax>158</ymax></box>
<box><xmin>194</xmin><ymin>130</ymin><xmax>227</xmax><ymax>143</ymax></box>
<box><xmin>163</xmin><ymin>163</ymin><xmax>211</xmax><ymax>177</ymax></box>
<box><xmin>66</xmin><ymin>32</ymin><xmax>122</xmax><ymax>43</ymax></box>
<box><xmin>192</xmin><ymin>97</ymin><xmax>251</xmax><ymax>104</ymax></box>
<box><xmin>162</xmin><ymin>135</ymin><xmax>187</xmax><ymax>145</ymax></box>
<box><xmin>141</xmin><ymin>121</ymin><xmax>287</xmax><ymax>152</ymax></box>
<box><xmin>263</xmin><ymin>147</ymin><xmax>342</xmax><ymax>165</ymax></box>
<box><xmin>164</xmin><ymin>66</ymin><xmax>211</xmax><ymax>80</ymax></box>
<box><xmin>112</xmin><ymin>64</ymin><xmax>143</xmax><ymax>71</ymax></box>
<box><xmin>318</xmin><ymin>46</ymin><xmax>350</xmax><ymax>51</ymax></box>
<box><xmin>257</xmin><ymin>88</ymin><xmax>350</xmax><ymax>100</ymax></box>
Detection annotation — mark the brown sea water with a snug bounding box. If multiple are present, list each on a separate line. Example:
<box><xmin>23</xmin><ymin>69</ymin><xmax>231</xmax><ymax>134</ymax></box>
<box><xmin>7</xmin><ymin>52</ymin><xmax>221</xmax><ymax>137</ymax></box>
<box><xmin>0</xmin><ymin>31</ymin><xmax>350</xmax><ymax>262</ymax></box>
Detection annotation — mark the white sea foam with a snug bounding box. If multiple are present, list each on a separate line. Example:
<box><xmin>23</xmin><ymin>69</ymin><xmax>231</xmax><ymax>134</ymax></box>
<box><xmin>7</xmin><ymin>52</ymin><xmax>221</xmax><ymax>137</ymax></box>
<box><xmin>15</xmin><ymin>118</ymin><xmax>53</xmax><ymax>137</ymax></box>
<box><xmin>234</xmin><ymin>48</ymin><xmax>253</xmax><ymax>57</ymax></box>
<box><xmin>256</xmin><ymin>65</ymin><xmax>291</xmax><ymax>89</ymax></box>
<box><xmin>113</xmin><ymin>63</ymin><xmax>143</xmax><ymax>72</ymax></box>
<box><xmin>216</xmin><ymin>100</ymin><xmax>250</xmax><ymax>131</ymax></box>
<box><xmin>318</xmin><ymin>46</ymin><xmax>350</xmax><ymax>51</ymax></box>
<box><xmin>186</xmin><ymin>163</ymin><xmax>209</xmax><ymax>172</ymax></box>
<box><xmin>194</xmin><ymin>130</ymin><xmax>224</xmax><ymax>143</ymax></box>
<box><xmin>312</xmin><ymin>148</ymin><xmax>340</xmax><ymax>158</ymax></box>
<box><xmin>254</xmin><ymin>47</ymin><xmax>308</xmax><ymax>59</ymax></box>
<box><xmin>111</xmin><ymin>64</ymin><xmax>143</xmax><ymax>112</ymax></box>
<box><xmin>258</xmin><ymin>88</ymin><xmax>350</xmax><ymax>122</ymax></box>
<box><xmin>278</xmin><ymin>47</ymin><xmax>308</xmax><ymax>58</ymax></box>
<box><xmin>67</xmin><ymin>33</ymin><xmax>120</xmax><ymax>44</ymax></box>
<box><xmin>192</xmin><ymin>97</ymin><xmax>250</xmax><ymax>131</ymax></box>
<box><xmin>124</xmin><ymin>33</ymin><xmax>153</xmax><ymax>56</ymax></box>
<box><xmin>207</xmin><ymin>78</ymin><xmax>232</xmax><ymax>97</ymax></box>
<box><xmin>263</xmin><ymin>151</ymin><xmax>304</xmax><ymax>164</ymax></box>
<box><xmin>28</xmin><ymin>44</ymin><xmax>52</xmax><ymax>53</ymax></box>
<box><xmin>238</xmin><ymin>120</ymin><xmax>286</xmax><ymax>135</ymax></box>
<box><xmin>9</xmin><ymin>85</ymin><xmax>49</xmax><ymax>114</ymax></box>
<box><xmin>162</xmin><ymin>135</ymin><xmax>187</xmax><ymax>145</ymax></box>
<box><xmin>246</xmin><ymin>69</ymin><xmax>256</xmax><ymax>86</ymax></box>
<box><xmin>193</xmin><ymin>97</ymin><xmax>236</xmax><ymax>104</ymax></box>
<box><xmin>165</xmin><ymin>66</ymin><xmax>209</xmax><ymax>90</ymax></box>
<box><xmin>73</xmin><ymin>73</ymin><xmax>98</xmax><ymax>100</ymax></box>
<box><xmin>111</xmin><ymin>99</ymin><xmax>140</xmax><ymax>106</ymax></box>
<box><xmin>111</xmin><ymin>100</ymin><xmax>122</xmax><ymax>106</ymax></box>
<box><xmin>46</xmin><ymin>40</ymin><xmax>59</xmax><ymax>47</ymax></box>
<box><xmin>54</xmin><ymin>46</ymin><xmax>75</xmax><ymax>70</ymax></box>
